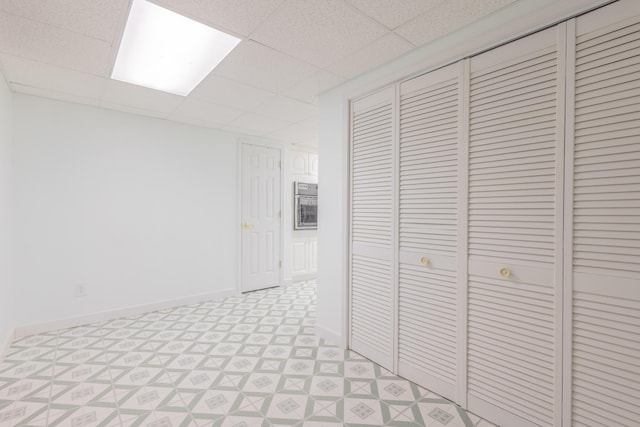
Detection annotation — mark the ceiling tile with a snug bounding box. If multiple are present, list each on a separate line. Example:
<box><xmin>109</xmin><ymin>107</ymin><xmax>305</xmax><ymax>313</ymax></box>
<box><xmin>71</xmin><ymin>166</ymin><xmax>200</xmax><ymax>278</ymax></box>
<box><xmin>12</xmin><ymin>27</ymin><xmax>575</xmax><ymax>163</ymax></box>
<box><xmin>327</xmin><ymin>33</ymin><xmax>415</xmax><ymax>79</ymax></box>
<box><xmin>154</xmin><ymin>0</ymin><xmax>286</xmax><ymax>38</ymax></box>
<box><xmin>169</xmin><ymin>97</ymin><xmax>244</xmax><ymax>126</ymax></box>
<box><xmin>226</xmin><ymin>112</ymin><xmax>292</xmax><ymax>135</ymax></box>
<box><xmin>0</xmin><ymin>0</ymin><xmax>524</xmax><ymax>136</ymax></box>
<box><xmin>396</xmin><ymin>0</ymin><xmax>517</xmax><ymax>46</ymax></box>
<box><xmin>251</xmin><ymin>0</ymin><xmax>389</xmax><ymax>68</ymax></box>
<box><xmin>0</xmin><ymin>0</ymin><xmax>129</xmax><ymax>42</ymax></box>
<box><xmin>213</xmin><ymin>40</ymin><xmax>318</xmax><ymax>94</ymax></box>
<box><xmin>10</xmin><ymin>83</ymin><xmax>102</xmax><ymax>108</ymax></box>
<box><xmin>346</xmin><ymin>0</ymin><xmax>446</xmax><ymax>29</ymax></box>
<box><xmin>283</xmin><ymin>70</ymin><xmax>345</xmax><ymax>105</ymax></box>
<box><xmin>0</xmin><ymin>11</ymin><xmax>113</xmax><ymax>76</ymax></box>
<box><xmin>268</xmin><ymin>123</ymin><xmax>317</xmax><ymax>145</ymax></box>
<box><xmin>190</xmin><ymin>74</ymin><xmax>275</xmax><ymax>110</ymax></box>
<box><xmin>1</xmin><ymin>54</ymin><xmax>106</xmax><ymax>100</ymax></box>
<box><xmin>222</xmin><ymin>125</ymin><xmax>263</xmax><ymax>137</ymax></box>
<box><xmin>251</xmin><ymin>96</ymin><xmax>317</xmax><ymax>123</ymax></box>
<box><xmin>100</xmin><ymin>102</ymin><xmax>171</xmax><ymax>119</ymax></box>
<box><xmin>102</xmin><ymin>80</ymin><xmax>185</xmax><ymax>114</ymax></box>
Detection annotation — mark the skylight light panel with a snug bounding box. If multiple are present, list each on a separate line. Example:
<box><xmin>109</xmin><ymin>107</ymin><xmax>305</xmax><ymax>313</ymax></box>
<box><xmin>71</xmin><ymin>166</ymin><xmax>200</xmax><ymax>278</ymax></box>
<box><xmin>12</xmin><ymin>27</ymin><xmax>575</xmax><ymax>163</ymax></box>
<box><xmin>111</xmin><ymin>0</ymin><xmax>240</xmax><ymax>96</ymax></box>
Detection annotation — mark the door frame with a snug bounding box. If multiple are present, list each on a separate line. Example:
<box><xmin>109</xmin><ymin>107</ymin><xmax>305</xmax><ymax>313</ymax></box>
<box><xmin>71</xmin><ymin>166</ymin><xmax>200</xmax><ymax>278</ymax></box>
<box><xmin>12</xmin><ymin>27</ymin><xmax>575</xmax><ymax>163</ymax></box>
<box><xmin>237</xmin><ymin>138</ymin><xmax>285</xmax><ymax>294</ymax></box>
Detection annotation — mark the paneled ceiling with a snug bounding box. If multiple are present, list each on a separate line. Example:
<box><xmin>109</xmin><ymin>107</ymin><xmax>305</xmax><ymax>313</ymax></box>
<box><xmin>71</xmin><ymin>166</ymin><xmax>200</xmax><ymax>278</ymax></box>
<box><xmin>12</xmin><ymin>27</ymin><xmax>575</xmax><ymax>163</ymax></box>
<box><xmin>0</xmin><ymin>0</ymin><xmax>516</xmax><ymax>146</ymax></box>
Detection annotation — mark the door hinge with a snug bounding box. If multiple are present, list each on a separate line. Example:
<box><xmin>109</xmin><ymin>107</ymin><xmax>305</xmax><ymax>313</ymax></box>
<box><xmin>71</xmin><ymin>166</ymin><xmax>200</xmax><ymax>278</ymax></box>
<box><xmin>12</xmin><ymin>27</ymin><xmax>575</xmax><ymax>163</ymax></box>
<box><xmin>279</xmin><ymin>260</ymin><xmax>282</xmax><ymax>268</ymax></box>
<box><xmin>278</xmin><ymin>161</ymin><xmax>282</xmax><ymax>168</ymax></box>
<box><xmin>278</xmin><ymin>210</ymin><xmax>282</xmax><ymax>218</ymax></box>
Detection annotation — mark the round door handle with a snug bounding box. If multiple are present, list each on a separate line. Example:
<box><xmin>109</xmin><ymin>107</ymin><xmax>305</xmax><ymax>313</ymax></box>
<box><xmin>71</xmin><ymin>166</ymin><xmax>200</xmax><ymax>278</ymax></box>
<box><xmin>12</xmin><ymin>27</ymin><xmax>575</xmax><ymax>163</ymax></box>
<box><xmin>242</xmin><ymin>222</ymin><xmax>253</xmax><ymax>229</ymax></box>
<box><xmin>500</xmin><ymin>268</ymin><xmax>511</xmax><ymax>278</ymax></box>
<box><xmin>420</xmin><ymin>257</ymin><xmax>430</xmax><ymax>266</ymax></box>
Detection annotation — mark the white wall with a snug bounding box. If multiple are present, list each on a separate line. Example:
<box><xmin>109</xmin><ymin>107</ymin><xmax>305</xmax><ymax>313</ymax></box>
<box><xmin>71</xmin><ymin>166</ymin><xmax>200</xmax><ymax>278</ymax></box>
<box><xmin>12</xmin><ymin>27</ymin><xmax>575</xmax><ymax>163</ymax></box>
<box><xmin>315</xmin><ymin>0</ymin><xmax>610</xmax><ymax>347</ymax></box>
<box><xmin>316</xmin><ymin>91</ymin><xmax>348</xmax><ymax>346</ymax></box>
<box><xmin>0</xmin><ymin>72</ymin><xmax>14</xmax><ymax>351</ymax></box>
<box><xmin>12</xmin><ymin>94</ymin><xmax>240</xmax><ymax>331</ymax></box>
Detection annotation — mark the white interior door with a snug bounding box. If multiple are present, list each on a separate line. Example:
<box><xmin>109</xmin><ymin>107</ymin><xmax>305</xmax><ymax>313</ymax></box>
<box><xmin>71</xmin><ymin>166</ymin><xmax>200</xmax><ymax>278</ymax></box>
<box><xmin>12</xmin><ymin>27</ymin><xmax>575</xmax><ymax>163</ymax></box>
<box><xmin>397</xmin><ymin>62</ymin><xmax>463</xmax><ymax>403</ymax></box>
<box><xmin>241</xmin><ymin>143</ymin><xmax>282</xmax><ymax>293</ymax></box>
<box><xmin>349</xmin><ymin>86</ymin><xmax>396</xmax><ymax>370</ymax></box>
<box><xmin>466</xmin><ymin>25</ymin><xmax>564</xmax><ymax>427</ymax></box>
<box><xmin>566</xmin><ymin>2</ymin><xmax>640</xmax><ymax>425</ymax></box>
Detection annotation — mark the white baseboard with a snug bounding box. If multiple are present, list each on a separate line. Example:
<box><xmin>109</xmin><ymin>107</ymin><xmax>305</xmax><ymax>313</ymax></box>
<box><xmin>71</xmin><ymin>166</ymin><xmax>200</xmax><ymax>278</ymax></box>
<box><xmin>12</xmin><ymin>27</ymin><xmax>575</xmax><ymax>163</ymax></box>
<box><xmin>315</xmin><ymin>324</ymin><xmax>346</xmax><ymax>349</ymax></box>
<box><xmin>292</xmin><ymin>273</ymin><xmax>317</xmax><ymax>282</ymax></box>
<box><xmin>13</xmin><ymin>288</ymin><xmax>237</xmax><ymax>340</ymax></box>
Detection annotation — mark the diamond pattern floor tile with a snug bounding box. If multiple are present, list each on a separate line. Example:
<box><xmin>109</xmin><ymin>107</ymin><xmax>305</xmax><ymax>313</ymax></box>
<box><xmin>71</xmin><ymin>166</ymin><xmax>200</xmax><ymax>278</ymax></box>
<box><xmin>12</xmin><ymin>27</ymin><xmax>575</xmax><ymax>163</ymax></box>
<box><xmin>0</xmin><ymin>281</ymin><xmax>494</xmax><ymax>426</ymax></box>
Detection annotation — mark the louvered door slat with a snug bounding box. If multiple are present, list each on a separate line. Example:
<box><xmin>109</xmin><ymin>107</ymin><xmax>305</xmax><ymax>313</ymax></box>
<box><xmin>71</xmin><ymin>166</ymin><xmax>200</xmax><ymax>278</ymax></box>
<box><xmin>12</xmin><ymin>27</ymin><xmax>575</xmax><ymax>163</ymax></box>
<box><xmin>467</xmin><ymin>26</ymin><xmax>561</xmax><ymax>427</ymax></box>
<box><xmin>349</xmin><ymin>87</ymin><xmax>395</xmax><ymax>370</ymax></box>
<box><xmin>569</xmin><ymin>4</ymin><xmax>640</xmax><ymax>425</ymax></box>
<box><xmin>397</xmin><ymin>63</ymin><xmax>461</xmax><ymax>402</ymax></box>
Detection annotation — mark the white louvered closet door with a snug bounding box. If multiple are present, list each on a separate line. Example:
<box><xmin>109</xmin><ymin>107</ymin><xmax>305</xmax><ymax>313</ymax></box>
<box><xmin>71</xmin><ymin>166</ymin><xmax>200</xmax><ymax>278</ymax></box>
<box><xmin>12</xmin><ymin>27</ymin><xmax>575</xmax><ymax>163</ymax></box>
<box><xmin>349</xmin><ymin>87</ymin><xmax>396</xmax><ymax>370</ymax></box>
<box><xmin>566</xmin><ymin>2</ymin><xmax>640</xmax><ymax>425</ymax></box>
<box><xmin>467</xmin><ymin>26</ymin><xmax>564</xmax><ymax>427</ymax></box>
<box><xmin>397</xmin><ymin>63</ymin><xmax>464</xmax><ymax>403</ymax></box>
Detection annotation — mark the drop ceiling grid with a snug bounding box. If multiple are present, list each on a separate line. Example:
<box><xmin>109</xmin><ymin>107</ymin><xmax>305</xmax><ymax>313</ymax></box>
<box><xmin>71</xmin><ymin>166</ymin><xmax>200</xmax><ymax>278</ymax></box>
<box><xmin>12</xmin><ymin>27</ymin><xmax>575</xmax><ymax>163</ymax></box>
<box><xmin>0</xmin><ymin>0</ymin><xmax>521</xmax><ymax>145</ymax></box>
<box><xmin>345</xmin><ymin>0</ymin><xmax>448</xmax><ymax>30</ymax></box>
<box><xmin>151</xmin><ymin>0</ymin><xmax>287</xmax><ymax>39</ymax></box>
<box><xmin>211</xmin><ymin>40</ymin><xmax>319</xmax><ymax>95</ymax></box>
<box><xmin>225</xmin><ymin>111</ymin><xmax>292</xmax><ymax>135</ymax></box>
<box><xmin>0</xmin><ymin>54</ymin><xmax>107</xmax><ymax>101</ymax></box>
<box><xmin>169</xmin><ymin>97</ymin><xmax>246</xmax><ymax>128</ymax></box>
<box><xmin>249</xmin><ymin>0</ymin><xmax>391</xmax><ymax>69</ymax></box>
<box><xmin>0</xmin><ymin>11</ymin><xmax>113</xmax><ymax>76</ymax></box>
<box><xmin>251</xmin><ymin>96</ymin><xmax>318</xmax><ymax>123</ymax></box>
<box><xmin>395</xmin><ymin>0</ymin><xmax>518</xmax><ymax>46</ymax></box>
<box><xmin>325</xmin><ymin>32</ymin><xmax>416</xmax><ymax>79</ymax></box>
<box><xmin>0</xmin><ymin>0</ymin><xmax>128</xmax><ymax>42</ymax></box>
<box><xmin>189</xmin><ymin>74</ymin><xmax>276</xmax><ymax>112</ymax></box>
<box><xmin>102</xmin><ymin>79</ymin><xmax>185</xmax><ymax>115</ymax></box>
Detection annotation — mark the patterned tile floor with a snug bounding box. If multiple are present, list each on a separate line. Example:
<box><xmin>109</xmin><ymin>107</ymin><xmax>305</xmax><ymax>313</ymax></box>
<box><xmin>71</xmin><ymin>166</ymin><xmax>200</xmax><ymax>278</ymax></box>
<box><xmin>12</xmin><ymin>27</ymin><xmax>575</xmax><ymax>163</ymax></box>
<box><xmin>0</xmin><ymin>282</ymin><xmax>497</xmax><ymax>427</ymax></box>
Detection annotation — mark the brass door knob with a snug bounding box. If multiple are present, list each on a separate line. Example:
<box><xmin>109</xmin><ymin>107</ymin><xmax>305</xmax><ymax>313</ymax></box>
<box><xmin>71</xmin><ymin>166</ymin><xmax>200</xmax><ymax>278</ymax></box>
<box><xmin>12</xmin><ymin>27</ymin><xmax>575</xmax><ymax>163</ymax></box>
<box><xmin>500</xmin><ymin>268</ymin><xmax>511</xmax><ymax>278</ymax></box>
<box><xmin>242</xmin><ymin>222</ymin><xmax>253</xmax><ymax>229</ymax></box>
<box><xmin>420</xmin><ymin>257</ymin><xmax>430</xmax><ymax>266</ymax></box>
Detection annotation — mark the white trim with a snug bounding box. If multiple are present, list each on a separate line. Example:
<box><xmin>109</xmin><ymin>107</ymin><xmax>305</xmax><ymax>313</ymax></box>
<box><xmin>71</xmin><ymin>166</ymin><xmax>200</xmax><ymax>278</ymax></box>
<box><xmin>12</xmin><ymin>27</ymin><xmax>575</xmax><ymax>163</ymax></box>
<box><xmin>391</xmin><ymin>83</ymin><xmax>400</xmax><ymax>374</ymax></box>
<box><xmin>346</xmin><ymin>96</ymin><xmax>354</xmax><ymax>351</ymax></box>
<box><xmin>13</xmin><ymin>288</ymin><xmax>236</xmax><ymax>339</ymax></box>
<box><xmin>457</xmin><ymin>58</ymin><xmax>470</xmax><ymax>408</ymax></box>
<box><xmin>291</xmin><ymin>273</ymin><xmax>317</xmax><ymax>282</ymax></box>
<box><xmin>315</xmin><ymin>324</ymin><xmax>347</xmax><ymax>349</ymax></box>
<box><xmin>236</xmin><ymin>140</ymin><xmax>243</xmax><ymax>295</ymax></box>
<box><xmin>562</xmin><ymin>17</ymin><xmax>577</xmax><ymax>427</ymax></box>
<box><xmin>555</xmin><ymin>21</ymin><xmax>568</xmax><ymax>427</ymax></box>
<box><xmin>341</xmin><ymin>95</ymin><xmax>350</xmax><ymax>350</ymax></box>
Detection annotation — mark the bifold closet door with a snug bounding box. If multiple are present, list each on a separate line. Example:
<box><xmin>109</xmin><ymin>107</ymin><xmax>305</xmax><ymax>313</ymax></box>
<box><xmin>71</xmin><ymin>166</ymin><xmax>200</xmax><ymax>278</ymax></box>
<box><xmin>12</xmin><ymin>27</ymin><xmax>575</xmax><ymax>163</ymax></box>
<box><xmin>566</xmin><ymin>1</ymin><xmax>640</xmax><ymax>425</ymax></box>
<box><xmin>467</xmin><ymin>25</ymin><xmax>564</xmax><ymax>427</ymax></box>
<box><xmin>397</xmin><ymin>63</ymin><xmax>464</xmax><ymax>402</ymax></box>
<box><xmin>349</xmin><ymin>86</ymin><xmax>396</xmax><ymax>370</ymax></box>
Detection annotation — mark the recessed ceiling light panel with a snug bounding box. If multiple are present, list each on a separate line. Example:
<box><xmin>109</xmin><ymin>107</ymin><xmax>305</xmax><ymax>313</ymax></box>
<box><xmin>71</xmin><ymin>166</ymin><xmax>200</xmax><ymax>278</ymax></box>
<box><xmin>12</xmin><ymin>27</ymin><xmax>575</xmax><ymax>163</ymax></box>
<box><xmin>111</xmin><ymin>0</ymin><xmax>241</xmax><ymax>96</ymax></box>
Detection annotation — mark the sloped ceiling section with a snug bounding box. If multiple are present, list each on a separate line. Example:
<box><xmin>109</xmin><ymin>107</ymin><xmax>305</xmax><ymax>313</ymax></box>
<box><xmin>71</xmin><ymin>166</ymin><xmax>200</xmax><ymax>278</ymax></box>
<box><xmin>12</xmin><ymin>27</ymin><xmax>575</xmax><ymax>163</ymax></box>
<box><xmin>0</xmin><ymin>0</ymin><xmax>515</xmax><ymax>145</ymax></box>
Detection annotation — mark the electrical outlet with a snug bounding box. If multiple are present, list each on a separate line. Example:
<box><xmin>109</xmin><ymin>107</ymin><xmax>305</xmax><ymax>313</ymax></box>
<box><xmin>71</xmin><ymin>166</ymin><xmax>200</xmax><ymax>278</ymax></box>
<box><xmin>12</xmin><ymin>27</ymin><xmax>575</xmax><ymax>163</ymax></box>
<box><xmin>75</xmin><ymin>284</ymin><xmax>87</xmax><ymax>298</ymax></box>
